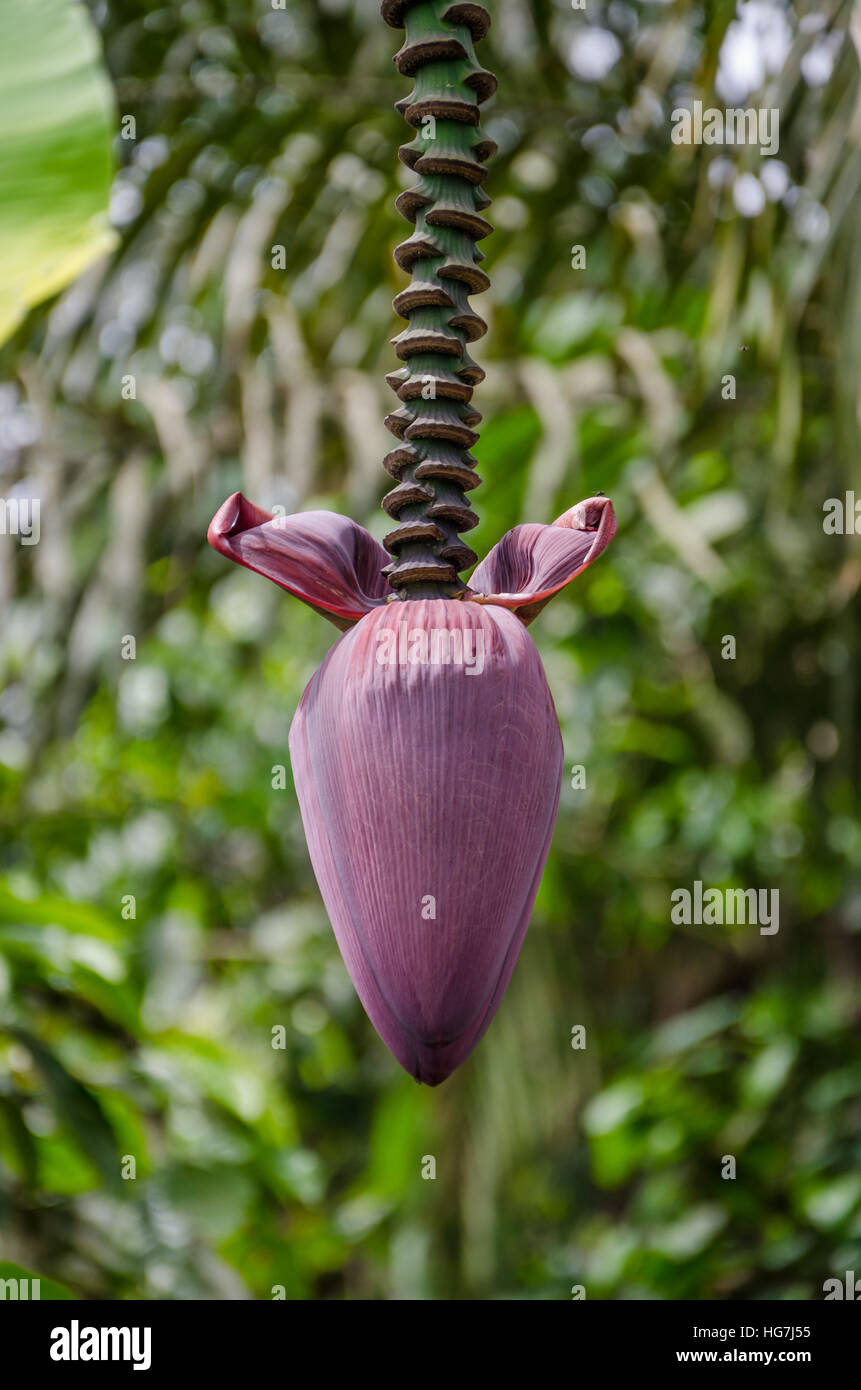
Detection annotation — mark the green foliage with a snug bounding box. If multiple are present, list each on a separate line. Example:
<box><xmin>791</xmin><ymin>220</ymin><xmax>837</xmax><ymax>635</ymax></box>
<box><xmin>0</xmin><ymin>0</ymin><xmax>116</xmax><ymax>343</ymax></box>
<box><xmin>0</xmin><ymin>0</ymin><xmax>858</xmax><ymax>1300</ymax></box>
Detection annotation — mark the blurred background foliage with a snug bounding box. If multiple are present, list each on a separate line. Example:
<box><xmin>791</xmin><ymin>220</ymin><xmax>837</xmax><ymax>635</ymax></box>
<box><xmin>0</xmin><ymin>0</ymin><xmax>859</xmax><ymax>1300</ymax></box>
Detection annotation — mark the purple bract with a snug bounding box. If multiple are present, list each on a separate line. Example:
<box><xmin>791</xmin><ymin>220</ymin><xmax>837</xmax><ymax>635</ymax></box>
<box><xmin>209</xmin><ymin>492</ymin><xmax>616</xmax><ymax>1082</ymax></box>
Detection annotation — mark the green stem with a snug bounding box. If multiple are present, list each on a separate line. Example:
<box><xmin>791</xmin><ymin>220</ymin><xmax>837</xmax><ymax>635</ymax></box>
<box><xmin>380</xmin><ymin>0</ymin><xmax>496</xmax><ymax>599</ymax></box>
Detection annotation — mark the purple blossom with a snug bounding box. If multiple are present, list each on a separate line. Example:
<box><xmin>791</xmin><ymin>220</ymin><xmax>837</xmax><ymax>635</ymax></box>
<box><xmin>209</xmin><ymin>492</ymin><xmax>616</xmax><ymax>1082</ymax></box>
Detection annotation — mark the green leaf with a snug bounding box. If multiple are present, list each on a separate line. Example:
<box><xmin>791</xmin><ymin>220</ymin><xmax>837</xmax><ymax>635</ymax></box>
<box><xmin>0</xmin><ymin>1095</ymin><xmax>38</xmax><ymax>1186</ymax></box>
<box><xmin>0</xmin><ymin>884</ymin><xmax>124</xmax><ymax>942</ymax></box>
<box><xmin>0</xmin><ymin>0</ymin><xmax>117</xmax><ymax>343</ymax></box>
<box><xmin>159</xmin><ymin>1164</ymin><xmax>255</xmax><ymax>1243</ymax></box>
<box><xmin>3</xmin><ymin>1028</ymin><xmax>121</xmax><ymax>1191</ymax></box>
<box><xmin>0</xmin><ymin>1261</ymin><xmax>75</xmax><ymax>1300</ymax></box>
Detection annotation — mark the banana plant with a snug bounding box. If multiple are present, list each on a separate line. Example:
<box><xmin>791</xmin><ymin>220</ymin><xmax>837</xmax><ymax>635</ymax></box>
<box><xmin>0</xmin><ymin>0</ymin><xmax>116</xmax><ymax>345</ymax></box>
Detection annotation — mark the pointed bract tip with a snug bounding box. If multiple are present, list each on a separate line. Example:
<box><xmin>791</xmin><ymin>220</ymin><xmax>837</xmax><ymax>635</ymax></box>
<box><xmin>554</xmin><ymin>494</ymin><xmax>618</xmax><ymax>546</ymax></box>
<box><xmin>468</xmin><ymin>493</ymin><xmax>618</xmax><ymax>623</ymax></box>
<box><xmin>208</xmin><ymin>491</ymin><xmax>275</xmax><ymax>551</ymax></box>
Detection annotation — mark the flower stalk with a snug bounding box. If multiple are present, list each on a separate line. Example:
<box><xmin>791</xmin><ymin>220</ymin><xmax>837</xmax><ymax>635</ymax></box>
<box><xmin>380</xmin><ymin>0</ymin><xmax>497</xmax><ymax>599</ymax></box>
<box><xmin>206</xmin><ymin>2</ymin><xmax>619</xmax><ymax>1084</ymax></box>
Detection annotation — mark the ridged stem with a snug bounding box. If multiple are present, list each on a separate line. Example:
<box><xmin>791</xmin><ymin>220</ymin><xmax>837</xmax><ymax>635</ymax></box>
<box><xmin>380</xmin><ymin>0</ymin><xmax>496</xmax><ymax>599</ymax></box>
